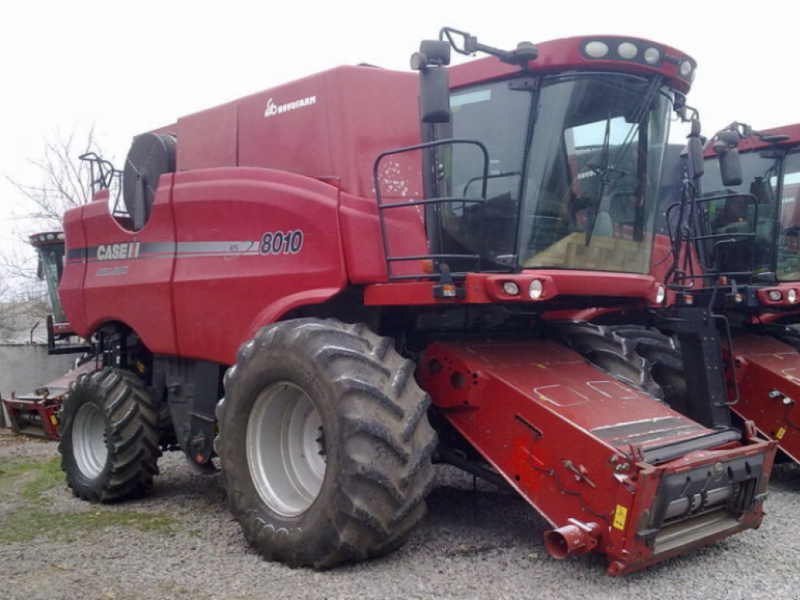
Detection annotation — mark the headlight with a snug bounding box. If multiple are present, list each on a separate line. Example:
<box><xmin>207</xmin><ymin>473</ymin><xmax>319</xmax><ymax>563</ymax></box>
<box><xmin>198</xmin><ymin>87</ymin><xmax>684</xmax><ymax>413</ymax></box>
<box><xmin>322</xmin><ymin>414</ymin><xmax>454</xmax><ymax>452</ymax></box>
<box><xmin>529</xmin><ymin>280</ymin><xmax>544</xmax><ymax>300</ymax></box>
<box><xmin>789</xmin><ymin>289</ymin><xmax>798</xmax><ymax>304</ymax></box>
<box><xmin>655</xmin><ymin>285</ymin><xmax>666</xmax><ymax>305</ymax></box>
<box><xmin>618</xmin><ymin>42</ymin><xmax>638</xmax><ymax>59</ymax></box>
<box><xmin>503</xmin><ymin>281</ymin><xmax>520</xmax><ymax>296</ymax></box>
<box><xmin>768</xmin><ymin>290</ymin><xmax>783</xmax><ymax>302</ymax></box>
<box><xmin>585</xmin><ymin>41</ymin><xmax>609</xmax><ymax>58</ymax></box>
<box><xmin>644</xmin><ymin>47</ymin><xmax>661</xmax><ymax>64</ymax></box>
<box><xmin>680</xmin><ymin>61</ymin><xmax>693</xmax><ymax>78</ymax></box>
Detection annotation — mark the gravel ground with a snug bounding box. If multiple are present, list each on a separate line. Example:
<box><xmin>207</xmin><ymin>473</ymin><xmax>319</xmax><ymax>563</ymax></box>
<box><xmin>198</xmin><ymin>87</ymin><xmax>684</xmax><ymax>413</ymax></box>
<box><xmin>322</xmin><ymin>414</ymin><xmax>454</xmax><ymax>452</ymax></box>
<box><xmin>1</xmin><ymin>428</ymin><xmax>800</xmax><ymax>600</ymax></box>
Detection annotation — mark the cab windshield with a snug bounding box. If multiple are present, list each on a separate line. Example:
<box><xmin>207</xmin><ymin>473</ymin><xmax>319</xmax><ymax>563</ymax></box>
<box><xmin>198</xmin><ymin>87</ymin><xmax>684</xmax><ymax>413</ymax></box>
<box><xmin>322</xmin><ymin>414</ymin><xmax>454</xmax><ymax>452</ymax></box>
<box><xmin>700</xmin><ymin>149</ymin><xmax>800</xmax><ymax>281</ymax></box>
<box><xmin>777</xmin><ymin>152</ymin><xmax>800</xmax><ymax>281</ymax></box>
<box><xmin>440</xmin><ymin>72</ymin><xmax>673</xmax><ymax>274</ymax></box>
<box><xmin>38</xmin><ymin>243</ymin><xmax>67</xmax><ymax>323</ymax></box>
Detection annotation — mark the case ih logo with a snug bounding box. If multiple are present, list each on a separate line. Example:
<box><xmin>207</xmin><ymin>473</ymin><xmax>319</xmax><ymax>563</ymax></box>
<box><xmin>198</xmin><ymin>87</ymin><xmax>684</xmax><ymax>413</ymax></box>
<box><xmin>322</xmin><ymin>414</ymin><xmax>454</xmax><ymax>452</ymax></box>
<box><xmin>97</xmin><ymin>242</ymin><xmax>141</xmax><ymax>261</ymax></box>
<box><xmin>264</xmin><ymin>96</ymin><xmax>317</xmax><ymax>118</ymax></box>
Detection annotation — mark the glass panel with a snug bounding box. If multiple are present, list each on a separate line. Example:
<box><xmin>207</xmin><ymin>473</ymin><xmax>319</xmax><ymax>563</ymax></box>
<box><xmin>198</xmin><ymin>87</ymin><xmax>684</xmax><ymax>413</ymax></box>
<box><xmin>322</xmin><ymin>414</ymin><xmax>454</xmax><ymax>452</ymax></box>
<box><xmin>777</xmin><ymin>152</ymin><xmax>800</xmax><ymax>280</ymax></box>
<box><xmin>702</xmin><ymin>150</ymin><xmax>780</xmax><ymax>276</ymax></box>
<box><xmin>521</xmin><ymin>75</ymin><xmax>672</xmax><ymax>273</ymax></box>
<box><xmin>440</xmin><ymin>80</ymin><xmax>532</xmax><ymax>269</ymax></box>
<box><xmin>703</xmin><ymin>194</ymin><xmax>759</xmax><ymax>275</ymax></box>
<box><xmin>39</xmin><ymin>244</ymin><xmax>66</xmax><ymax>323</ymax></box>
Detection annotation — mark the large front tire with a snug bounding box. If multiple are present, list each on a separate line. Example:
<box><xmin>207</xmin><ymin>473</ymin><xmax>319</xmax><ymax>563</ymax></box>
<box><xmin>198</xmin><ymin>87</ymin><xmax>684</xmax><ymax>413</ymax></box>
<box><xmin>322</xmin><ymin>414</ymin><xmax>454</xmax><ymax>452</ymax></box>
<box><xmin>217</xmin><ymin>319</ymin><xmax>437</xmax><ymax>569</ymax></box>
<box><xmin>58</xmin><ymin>368</ymin><xmax>161</xmax><ymax>502</ymax></box>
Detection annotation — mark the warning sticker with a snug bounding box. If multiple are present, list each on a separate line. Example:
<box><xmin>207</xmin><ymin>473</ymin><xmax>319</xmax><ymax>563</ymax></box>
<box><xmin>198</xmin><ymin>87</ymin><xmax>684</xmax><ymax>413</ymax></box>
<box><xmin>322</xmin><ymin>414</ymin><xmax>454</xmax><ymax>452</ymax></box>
<box><xmin>613</xmin><ymin>505</ymin><xmax>628</xmax><ymax>531</ymax></box>
<box><xmin>777</xmin><ymin>427</ymin><xmax>787</xmax><ymax>440</ymax></box>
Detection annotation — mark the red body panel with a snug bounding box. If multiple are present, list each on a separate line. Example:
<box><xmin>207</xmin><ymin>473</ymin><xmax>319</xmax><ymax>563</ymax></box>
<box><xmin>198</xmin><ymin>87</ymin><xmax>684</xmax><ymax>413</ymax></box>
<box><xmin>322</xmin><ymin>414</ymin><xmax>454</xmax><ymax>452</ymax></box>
<box><xmin>62</xmin><ymin>168</ymin><xmax>348</xmax><ymax>366</ymax></box>
<box><xmin>418</xmin><ymin>341</ymin><xmax>775</xmax><ymax>575</ymax></box>
<box><xmin>733</xmin><ymin>334</ymin><xmax>800</xmax><ymax>463</ymax></box>
<box><xmin>78</xmin><ymin>177</ymin><xmax>179</xmax><ymax>355</ymax></box>
<box><xmin>169</xmin><ymin>168</ymin><xmax>346</xmax><ymax>363</ymax></box>
<box><xmin>172</xmin><ymin>67</ymin><xmax>421</xmax><ymax>199</ymax></box>
<box><xmin>60</xmin><ymin>209</ymin><xmax>88</xmax><ymax>334</ymax></box>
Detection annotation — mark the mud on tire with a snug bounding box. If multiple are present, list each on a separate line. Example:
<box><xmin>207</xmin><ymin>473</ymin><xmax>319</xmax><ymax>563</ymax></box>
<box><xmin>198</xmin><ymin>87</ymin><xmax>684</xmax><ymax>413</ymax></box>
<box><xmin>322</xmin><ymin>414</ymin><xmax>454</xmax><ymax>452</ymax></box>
<box><xmin>58</xmin><ymin>368</ymin><xmax>161</xmax><ymax>502</ymax></box>
<box><xmin>216</xmin><ymin>318</ymin><xmax>437</xmax><ymax>569</ymax></box>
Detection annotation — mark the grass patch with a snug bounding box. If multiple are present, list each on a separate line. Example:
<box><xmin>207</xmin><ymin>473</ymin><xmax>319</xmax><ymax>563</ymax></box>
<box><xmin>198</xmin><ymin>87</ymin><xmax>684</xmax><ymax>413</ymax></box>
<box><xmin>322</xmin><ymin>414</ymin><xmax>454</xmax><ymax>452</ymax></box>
<box><xmin>0</xmin><ymin>456</ymin><xmax>63</xmax><ymax>500</ymax></box>
<box><xmin>0</xmin><ymin>507</ymin><xmax>176</xmax><ymax>543</ymax></box>
<box><xmin>0</xmin><ymin>455</ymin><xmax>176</xmax><ymax>543</ymax></box>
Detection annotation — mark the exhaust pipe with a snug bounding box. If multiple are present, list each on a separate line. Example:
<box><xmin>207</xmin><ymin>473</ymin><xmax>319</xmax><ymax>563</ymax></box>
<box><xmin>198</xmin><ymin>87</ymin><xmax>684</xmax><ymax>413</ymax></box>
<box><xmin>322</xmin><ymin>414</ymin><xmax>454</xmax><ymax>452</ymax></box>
<box><xmin>544</xmin><ymin>519</ymin><xmax>602</xmax><ymax>559</ymax></box>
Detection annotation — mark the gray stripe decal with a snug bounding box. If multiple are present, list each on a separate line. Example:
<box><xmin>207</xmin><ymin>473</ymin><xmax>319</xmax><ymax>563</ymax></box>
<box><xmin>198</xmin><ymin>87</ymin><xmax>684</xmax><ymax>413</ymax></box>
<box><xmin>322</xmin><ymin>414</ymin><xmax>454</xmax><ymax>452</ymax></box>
<box><xmin>67</xmin><ymin>241</ymin><xmax>260</xmax><ymax>263</ymax></box>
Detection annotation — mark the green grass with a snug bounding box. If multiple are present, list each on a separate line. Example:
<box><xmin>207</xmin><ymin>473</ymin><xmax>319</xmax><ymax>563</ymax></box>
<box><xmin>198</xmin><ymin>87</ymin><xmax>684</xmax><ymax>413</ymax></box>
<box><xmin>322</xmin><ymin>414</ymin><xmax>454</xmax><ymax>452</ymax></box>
<box><xmin>0</xmin><ymin>455</ymin><xmax>176</xmax><ymax>543</ymax></box>
<box><xmin>0</xmin><ymin>507</ymin><xmax>176</xmax><ymax>543</ymax></box>
<box><xmin>0</xmin><ymin>456</ymin><xmax>64</xmax><ymax>500</ymax></box>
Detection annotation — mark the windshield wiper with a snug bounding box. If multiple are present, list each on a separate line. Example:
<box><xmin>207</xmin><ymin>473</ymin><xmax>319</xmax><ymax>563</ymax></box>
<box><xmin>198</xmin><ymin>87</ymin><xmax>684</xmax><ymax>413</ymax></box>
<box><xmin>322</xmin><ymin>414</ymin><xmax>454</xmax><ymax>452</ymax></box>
<box><xmin>584</xmin><ymin>114</ymin><xmax>613</xmax><ymax>246</ymax></box>
<box><xmin>583</xmin><ymin>76</ymin><xmax>663</xmax><ymax>246</ymax></box>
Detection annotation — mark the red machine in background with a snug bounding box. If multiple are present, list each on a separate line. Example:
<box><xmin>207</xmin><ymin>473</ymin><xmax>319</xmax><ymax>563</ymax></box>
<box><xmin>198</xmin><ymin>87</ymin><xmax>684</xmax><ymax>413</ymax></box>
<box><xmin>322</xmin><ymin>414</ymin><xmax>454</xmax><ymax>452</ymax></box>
<box><xmin>1</xmin><ymin>232</ymin><xmax>92</xmax><ymax>440</ymax></box>
<box><xmin>663</xmin><ymin>123</ymin><xmax>800</xmax><ymax>464</ymax></box>
<box><xmin>53</xmin><ymin>29</ymin><xmax>775</xmax><ymax>576</ymax></box>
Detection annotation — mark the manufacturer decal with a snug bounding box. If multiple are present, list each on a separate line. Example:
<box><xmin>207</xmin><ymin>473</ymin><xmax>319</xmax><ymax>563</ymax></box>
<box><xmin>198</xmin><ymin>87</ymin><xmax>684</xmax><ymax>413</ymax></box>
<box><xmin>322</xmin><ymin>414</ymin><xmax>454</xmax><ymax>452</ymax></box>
<box><xmin>97</xmin><ymin>242</ymin><xmax>141</xmax><ymax>261</ymax></box>
<box><xmin>260</xmin><ymin>230</ymin><xmax>304</xmax><ymax>255</ymax></box>
<box><xmin>264</xmin><ymin>96</ymin><xmax>317</xmax><ymax>118</ymax></box>
<box><xmin>96</xmin><ymin>266</ymin><xmax>130</xmax><ymax>277</ymax></box>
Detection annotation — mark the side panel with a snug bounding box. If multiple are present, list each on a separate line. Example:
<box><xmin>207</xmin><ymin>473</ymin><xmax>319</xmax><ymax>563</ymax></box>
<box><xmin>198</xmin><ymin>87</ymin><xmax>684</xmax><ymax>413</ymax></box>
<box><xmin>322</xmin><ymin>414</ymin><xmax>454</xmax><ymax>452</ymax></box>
<box><xmin>177</xmin><ymin>102</ymin><xmax>237</xmax><ymax>170</ymax></box>
<box><xmin>733</xmin><ymin>333</ymin><xmax>800</xmax><ymax>463</ymax></box>
<box><xmin>61</xmin><ymin>206</ymin><xmax>89</xmax><ymax>336</ymax></box>
<box><xmin>79</xmin><ymin>178</ymin><xmax>179</xmax><ymax>355</ymax></box>
<box><xmin>170</xmin><ymin>168</ymin><xmax>346</xmax><ymax>365</ymax></box>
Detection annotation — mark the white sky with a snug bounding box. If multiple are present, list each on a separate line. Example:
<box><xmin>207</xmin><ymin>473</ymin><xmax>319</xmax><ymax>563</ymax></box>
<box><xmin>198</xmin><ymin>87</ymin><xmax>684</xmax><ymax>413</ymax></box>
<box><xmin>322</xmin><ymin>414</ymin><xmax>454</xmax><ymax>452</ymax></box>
<box><xmin>1</xmin><ymin>0</ymin><xmax>797</xmax><ymax>267</ymax></box>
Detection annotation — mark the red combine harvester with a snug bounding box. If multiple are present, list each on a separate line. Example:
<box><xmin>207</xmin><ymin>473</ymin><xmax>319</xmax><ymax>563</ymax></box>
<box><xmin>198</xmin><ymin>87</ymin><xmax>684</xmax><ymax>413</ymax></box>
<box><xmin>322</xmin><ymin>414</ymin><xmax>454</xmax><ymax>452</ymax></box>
<box><xmin>1</xmin><ymin>232</ymin><xmax>92</xmax><ymax>440</ymax></box>
<box><xmin>56</xmin><ymin>29</ymin><xmax>775</xmax><ymax>575</ymax></box>
<box><xmin>655</xmin><ymin>123</ymin><xmax>800</xmax><ymax>465</ymax></box>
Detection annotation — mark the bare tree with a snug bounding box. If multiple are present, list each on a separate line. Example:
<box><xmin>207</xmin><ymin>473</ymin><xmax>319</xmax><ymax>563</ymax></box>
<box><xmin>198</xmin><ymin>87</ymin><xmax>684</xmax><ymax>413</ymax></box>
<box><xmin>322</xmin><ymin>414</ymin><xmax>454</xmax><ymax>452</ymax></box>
<box><xmin>0</xmin><ymin>126</ymin><xmax>111</xmax><ymax>336</ymax></box>
<box><xmin>1</xmin><ymin>126</ymin><xmax>111</xmax><ymax>283</ymax></box>
<box><xmin>5</xmin><ymin>126</ymin><xmax>105</xmax><ymax>229</ymax></box>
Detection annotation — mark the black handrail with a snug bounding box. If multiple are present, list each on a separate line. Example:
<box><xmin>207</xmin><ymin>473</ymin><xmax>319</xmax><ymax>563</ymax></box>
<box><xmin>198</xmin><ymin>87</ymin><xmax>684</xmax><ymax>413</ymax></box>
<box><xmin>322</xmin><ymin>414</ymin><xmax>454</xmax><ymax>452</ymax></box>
<box><xmin>373</xmin><ymin>138</ymin><xmax>491</xmax><ymax>281</ymax></box>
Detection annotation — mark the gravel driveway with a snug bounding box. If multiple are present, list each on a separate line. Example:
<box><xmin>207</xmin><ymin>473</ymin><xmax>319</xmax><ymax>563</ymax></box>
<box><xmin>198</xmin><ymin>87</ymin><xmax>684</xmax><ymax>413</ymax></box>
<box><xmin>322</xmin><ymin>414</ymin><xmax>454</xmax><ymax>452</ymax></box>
<box><xmin>1</xmin><ymin>428</ymin><xmax>799</xmax><ymax>600</ymax></box>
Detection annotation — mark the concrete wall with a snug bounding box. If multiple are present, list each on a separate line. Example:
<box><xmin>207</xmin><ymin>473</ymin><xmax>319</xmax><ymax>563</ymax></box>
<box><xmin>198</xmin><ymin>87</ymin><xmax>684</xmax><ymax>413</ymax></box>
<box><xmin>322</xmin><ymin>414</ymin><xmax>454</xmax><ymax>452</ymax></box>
<box><xmin>0</xmin><ymin>344</ymin><xmax>76</xmax><ymax>398</ymax></box>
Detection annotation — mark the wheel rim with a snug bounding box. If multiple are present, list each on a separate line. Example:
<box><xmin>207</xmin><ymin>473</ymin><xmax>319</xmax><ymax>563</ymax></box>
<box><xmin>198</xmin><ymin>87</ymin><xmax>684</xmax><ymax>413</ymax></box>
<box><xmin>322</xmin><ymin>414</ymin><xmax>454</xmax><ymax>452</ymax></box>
<box><xmin>246</xmin><ymin>382</ymin><xmax>327</xmax><ymax>517</ymax></box>
<box><xmin>73</xmin><ymin>403</ymin><xmax>108</xmax><ymax>478</ymax></box>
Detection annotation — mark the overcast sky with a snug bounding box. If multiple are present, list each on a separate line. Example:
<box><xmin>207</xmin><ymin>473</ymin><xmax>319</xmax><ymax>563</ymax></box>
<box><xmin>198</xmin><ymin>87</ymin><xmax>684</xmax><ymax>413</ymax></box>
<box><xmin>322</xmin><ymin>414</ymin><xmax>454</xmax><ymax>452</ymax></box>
<box><xmin>1</xmin><ymin>0</ymin><xmax>797</xmax><ymax>266</ymax></box>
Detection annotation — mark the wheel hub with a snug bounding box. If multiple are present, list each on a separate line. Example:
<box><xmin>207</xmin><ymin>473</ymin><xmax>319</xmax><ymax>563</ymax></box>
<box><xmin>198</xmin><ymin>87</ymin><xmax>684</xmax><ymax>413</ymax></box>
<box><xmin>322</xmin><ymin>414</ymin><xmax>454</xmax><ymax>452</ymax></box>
<box><xmin>73</xmin><ymin>403</ymin><xmax>108</xmax><ymax>479</ymax></box>
<box><xmin>246</xmin><ymin>382</ymin><xmax>327</xmax><ymax>517</ymax></box>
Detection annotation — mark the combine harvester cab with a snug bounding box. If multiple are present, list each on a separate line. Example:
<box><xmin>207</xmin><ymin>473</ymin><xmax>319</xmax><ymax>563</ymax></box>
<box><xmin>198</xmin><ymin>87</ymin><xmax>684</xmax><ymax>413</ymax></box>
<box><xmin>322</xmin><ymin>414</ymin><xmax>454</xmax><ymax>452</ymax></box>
<box><xmin>666</xmin><ymin>123</ymin><xmax>800</xmax><ymax>465</ymax></box>
<box><xmin>55</xmin><ymin>29</ymin><xmax>774</xmax><ymax>575</ymax></box>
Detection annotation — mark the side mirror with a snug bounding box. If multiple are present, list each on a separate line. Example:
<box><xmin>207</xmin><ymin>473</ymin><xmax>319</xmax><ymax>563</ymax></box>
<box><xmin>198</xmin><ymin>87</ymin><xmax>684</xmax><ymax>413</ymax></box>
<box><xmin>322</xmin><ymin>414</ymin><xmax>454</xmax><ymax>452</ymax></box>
<box><xmin>686</xmin><ymin>117</ymin><xmax>704</xmax><ymax>179</ymax></box>
<box><xmin>411</xmin><ymin>40</ymin><xmax>451</xmax><ymax>124</ymax></box>
<box><xmin>687</xmin><ymin>137</ymin><xmax>704</xmax><ymax>179</ymax></box>
<box><xmin>714</xmin><ymin>130</ymin><xmax>743</xmax><ymax>187</ymax></box>
<box><xmin>418</xmin><ymin>68</ymin><xmax>450</xmax><ymax>123</ymax></box>
<box><xmin>719</xmin><ymin>148</ymin><xmax>743</xmax><ymax>187</ymax></box>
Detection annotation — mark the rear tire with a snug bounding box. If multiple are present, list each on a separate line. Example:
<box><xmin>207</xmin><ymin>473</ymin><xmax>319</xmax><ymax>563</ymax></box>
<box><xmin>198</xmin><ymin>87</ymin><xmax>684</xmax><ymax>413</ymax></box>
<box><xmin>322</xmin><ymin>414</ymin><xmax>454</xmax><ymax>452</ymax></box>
<box><xmin>58</xmin><ymin>368</ymin><xmax>161</xmax><ymax>502</ymax></box>
<box><xmin>552</xmin><ymin>321</ymin><xmax>690</xmax><ymax>411</ymax></box>
<box><xmin>216</xmin><ymin>318</ymin><xmax>437</xmax><ymax>569</ymax></box>
<box><xmin>550</xmin><ymin>321</ymin><xmax>664</xmax><ymax>400</ymax></box>
<box><xmin>610</xmin><ymin>325</ymin><xmax>689</xmax><ymax>413</ymax></box>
